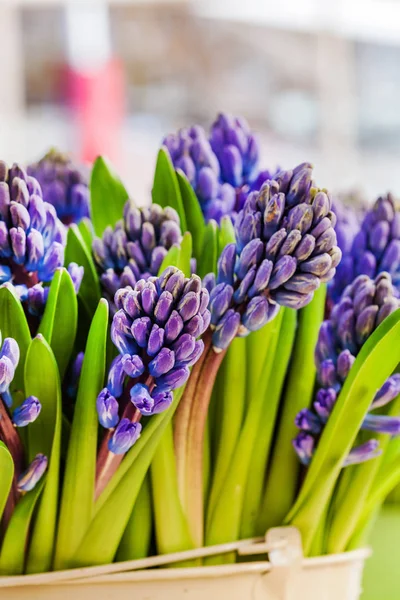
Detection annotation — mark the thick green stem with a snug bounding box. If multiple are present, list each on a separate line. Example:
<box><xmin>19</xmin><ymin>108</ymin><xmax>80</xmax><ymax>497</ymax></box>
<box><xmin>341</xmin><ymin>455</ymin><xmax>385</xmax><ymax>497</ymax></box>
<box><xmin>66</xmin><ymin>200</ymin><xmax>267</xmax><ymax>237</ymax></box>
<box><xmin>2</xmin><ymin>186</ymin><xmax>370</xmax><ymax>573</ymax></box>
<box><xmin>207</xmin><ymin>337</ymin><xmax>247</xmax><ymax>526</ymax></box>
<box><xmin>261</xmin><ymin>286</ymin><xmax>326</xmax><ymax>529</ymax></box>
<box><xmin>205</xmin><ymin>310</ymin><xmax>285</xmax><ymax>564</ymax></box>
<box><xmin>245</xmin><ymin>324</ymin><xmax>273</xmax><ymax>408</ymax></box>
<box><xmin>150</xmin><ymin>420</ymin><xmax>196</xmax><ymax>565</ymax></box>
<box><xmin>241</xmin><ymin>308</ymin><xmax>297</xmax><ymax>538</ymax></box>
<box><xmin>116</xmin><ymin>474</ymin><xmax>152</xmax><ymax>561</ymax></box>
<box><xmin>184</xmin><ymin>346</ymin><xmax>227</xmax><ymax>546</ymax></box>
<box><xmin>173</xmin><ymin>331</ymin><xmax>212</xmax><ymax>506</ymax></box>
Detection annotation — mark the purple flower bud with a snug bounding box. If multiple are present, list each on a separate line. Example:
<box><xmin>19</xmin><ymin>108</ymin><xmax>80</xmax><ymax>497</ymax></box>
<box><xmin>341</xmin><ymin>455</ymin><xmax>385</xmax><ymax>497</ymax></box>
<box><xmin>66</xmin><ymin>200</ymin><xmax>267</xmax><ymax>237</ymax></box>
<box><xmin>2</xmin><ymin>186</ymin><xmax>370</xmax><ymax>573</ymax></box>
<box><xmin>372</xmin><ymin>375</ymin><xmax>400</xmax><ymax>409</ymax></box>
<box><xmin>268</xmin><ymin>256</ymin><xmax>298</xmax><ymax>290</ymax></box>
<box><xmin>106</xmin><ymin>355</ymin><xmax>127</xmax><ymax>397</ymax></box>
<box><xmin>344</xmin><ymin>440</ymin><xmax>381</xmax><ymax>467</ymax></box>
<box><xmin>212</xmin><ymin>309</ymin><xmax>241</xmax><ymax>351</ymax></box>
<box><xmin>10</xmin><ymin>227</ymin><xmax>26</xmax><ymax>263</ymax></box>
<box><xmin>146</xmin><ymin>389</ymin><xmax>173</xmax><ymax>415</ymax></box>
<box><xmin>0</xmin><ymin>356</ymin><xmax>15</xmax><ymax>395</ymax></box>
<box><xmin>295</xmin><ymin>409</ymin><xmax>322</xmax><ymax>434</ymax></box>
<box><xmin>13</xmin><ymin>395</ymin><xmax>41</xmax><ymax>427</ymax></box>
<box><xmin>292</xmin><ymin>432</ymin><xmax>314</xmax><ymax>466</ymax></box>
<box><xmin>241</xmin><ymin>295</ymin><xmax>271</xmax><ymax>332</ymax></box>
<box><xmin>164</xmin><ymin>310</ymin><xmax>184</xmax><ymax>343</ymax></box>
<box><xmin>318</xmin><ymin>359</ymin><xmax>338</xmax><ymax>388</ymax></box>
<box><xmin>96</xmin><ymin>389</ymin><xmax>119</xmax><ymax>428</ymax></box>
<box><xmin>177</xmin><ymin>291</ymin><xmax>201</xmax><ymax>322</ymax></box>
<box><xmin>362</xmin><ymin>414</ymin><xmax>400</xmax><ymax>435</ymax></box>
<box><xmin>130</xmin><ymin>383</ymin><xmax>154</xmax><ymax>413</ymax></box>
<box><xmin>108</xmin><ymin>419</ymin><xmax>142</xmax><ymax>454</ymax></box>
<box><xmin>217</xmin><ymin>244</ymin><xmax>236</xmax><ymax>286</ymax></box>
<box><xmin>121</xmin><ymin>354</ymin><xmax>145</xmax><ymax>379</ymax></box>
<box><xmin>156</xmin><ymin>366</ymin><xmax>190</xmax><ymax>392</ymax></box>
<box><xmin>0</xmin><ymin>337</ymin><xmax>20</xmax><ymax>368</ymax></box>
<box><xmin>147</xmin><ymin>324</ymin><xmax>165</xmax><ymax>356</ymax></box>
<box><xmin>149</xmin><ymin>347</ymin><xmax>175</xmax><ymax>378</ymax></box>
<box><xmin>336</xmin><ymin>349</ymin><xmax>355</xmax><ymax>380</ymax></box>
<box><xmin>26</xmin><ymin>284</ymin><xmax>48</xmax><ymax>316</ymax></box>
<box><xmin>176</xmin><ymin>339</ymin><xmax>204</xmax><ymax>367</ymax></box>
<box><xmin>209</xmin><ymin>283</ymin><xmax>234</xmax><ymax>326</ymax></box>
<box><xmin>67</xmin><ymin>262</ymin><xmax>84</xmax><ymax>293</ymax></box>
<box><xmin>18</xmin><ymin>454</ymin><xmax>48</xmax><ymax>492</ymax></box>
<box><xmin>314</xmin><ymin>388</ymin><xmax>337</xmax><ymax>421</ymax></box>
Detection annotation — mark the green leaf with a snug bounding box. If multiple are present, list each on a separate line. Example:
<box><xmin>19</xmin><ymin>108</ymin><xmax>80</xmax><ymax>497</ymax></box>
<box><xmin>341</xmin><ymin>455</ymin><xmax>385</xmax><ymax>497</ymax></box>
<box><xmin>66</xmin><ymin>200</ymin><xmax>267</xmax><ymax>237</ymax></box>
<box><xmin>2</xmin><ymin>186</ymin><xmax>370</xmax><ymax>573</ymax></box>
<box><xmin>72</xmin><ymin>388</ymin><xmax>184</xmax><ymax>567</ymax></box>
<box><xmin>176</xmin><ymin>169</ymin><xmax>205</xmax><ymax>260</ymax></box>
<box><xmin>53</xmin><ymin>299</ymin><xmax>109</xmax><ymax>571</ymax></box>
<box><xmin>198</xmin><ymin>220</ymin><xmax>218</xmax><ymax>279</ymax></box>
<box><xmin>207</xmin><ymin>338</ymin><xmax>247</xmax><ymax>526</ymax></box>
<box><xmin>261</xmin><ymin>285</ymin><xmax>326</xmax><ymax>528</ymax></box>
<box><xmin>286</xmin><ymin>308</ymin><xmax>400</xmax><ymax>554</ymax></box>
<box><xmin>152</xmin><ymin>148</ymin><xmax>187</xmax><ymax>232</ymax></box>
<box><xmin>24</xmin><ymin>336</ymin><xmax>62</xmax><ymax>573</ymax></box>
<box><xmin>205</xmin><ymin>310</ymin><xmax>285</xmax><ymax>563</ymax></box>
<box><xmin>178</xmin><ymin>232</ymin><xmax>192</xmax><ymax>278</ymax></box>
<box><xmin>0</xmin><ymin>284</ymin><xmax>31</xmax><ymax>396</ymax></box>
<box><xmin>218</xmin><ymin>216</ymin><xmax>236</xmax><ymax>255</ymax></box>
<box><xmin>65</xmin><ymin>225</ymin><xmax>101</xmax><ymax>317</ymax></box>
<box><xmin>0</xmin><ymin>479</ymin><xmax>45</xmax><ymax>575</ymax></box>
<box><xmin>150</xmin><ymin>421</ymin><xmax>195</xmax><ymax>559</ymax></box>
<box><xmin>78</xmin><ymin>218</ymin><xmax>94</xmax><ymax>252</ymax></box>
<box><xmin>243</xmin><ymin>308</ymin><xmax>297</xmax><ymax>537</ymax></box>
<box><xmin>158</xmin><ymin>244</ymin><xmax>181</xmax><ymax>275</ymax></box>
<box><xmin>0</xmin><ymin>442</ymin><xmax>14</xmax><ymax>523</ymax></box>
<box><xmin>38</xmin><ymin>268</ymin><xmax>78</xmax><ymax>380</ymax></box>
<box><xmin>116</xmin><ymin>474</ymin><xmax>153</xmax><ymax>561</ymax></box>
<box><xmin>90</xmin><ymin>156</ymin><xmax>129</xmax><ymax>237</ymax></box>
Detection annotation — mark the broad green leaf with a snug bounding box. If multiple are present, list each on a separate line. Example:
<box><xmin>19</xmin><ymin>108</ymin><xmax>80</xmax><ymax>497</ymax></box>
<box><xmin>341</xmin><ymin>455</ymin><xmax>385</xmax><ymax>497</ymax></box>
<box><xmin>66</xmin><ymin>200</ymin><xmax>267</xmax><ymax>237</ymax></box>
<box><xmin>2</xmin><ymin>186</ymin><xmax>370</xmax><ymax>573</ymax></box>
<box><xmin>116</xmin><ymin>474</ymin><xmax>153</xmax><ymax>561</ymax></box>
<box><xmin>24</xmin><ymin>336</ymin><xmax>62</xmax><ymax>573</ymax></box>
<box><xmin>158</xmin><ymin>244</ymin><xmax>181</xmax><ymax>275</ymax></box>
<box><xmin>72</xmin><ymin>388</ymin><xmax>184</xmax><ymax>567</ymax></box>
<box><xmin>198</xmin><ymin>220</ymin><xmax>218</xmax><ymax>279</ymax></box>
<box><xmin>261</xmin><ymin>285</ymin><xmax>326</xmax><ymax>528</ymax></box>
<box><xmin>53</xmin><ymin>299</ymin><xmax>108</xmax><ymax>570</ymax></box>
<box><xmin>178</xmin><ymin>232</ymin><xmax>192</xmax><ymax>278</ymax></box>
<box><xmin>38</xmin><ymin>268</ymin><xmax>78</xmax><ymax>380</ymax></box>
<box><xmin>0</xmin><ymin>479</ymin><xmax>45</xmax><ymax>575</ymax></box>
<box><xmin>90</xmin><ymin>156</ymin><xmax>129</xmax><ymax>237</ymax></box>
<box><xmin>150</xmin><ymin>422</ymin><xmax>195</xmax><ymax>560</ymax></box>
<box><xmin>205</xmin><ymin>310</ymin><xmax>285</xmax><ymax>562</ymax></box>
<box><xmin>286</xmin><ymin>308</ymin><xmax>400</xmax><ymax>554</ymax></box>
<box><xmin>0</xmin><ymin>442</ymin><xmax>14</xmax><ymax>523</ymax></box>
<box><xmin>152</xmin><ymin>148</ymin><xmax>187</xmax><ymax>231</ymax></box>
<box><xmin>176</xmin><ymin>169</ymin><xmax>205</xmax><ymax>260</ymax></box>
<box><xmin>218</xmin><ymin>216</ymin><xmax>236</xmax><ymax>255</ymax></box>
<box><xmin>0</xmin><ymin>284</ymin><xmax>31</xmax><ymax>396</ymax></box>
<box><xmin>65</xmin><ymin>225</ymin><xmax>101</xmax><ymax>317</ymax></box>
<box><xmin>78</xmin><ymin>217</ymin><xmax>94</xmax><ymax>252</ymax></box>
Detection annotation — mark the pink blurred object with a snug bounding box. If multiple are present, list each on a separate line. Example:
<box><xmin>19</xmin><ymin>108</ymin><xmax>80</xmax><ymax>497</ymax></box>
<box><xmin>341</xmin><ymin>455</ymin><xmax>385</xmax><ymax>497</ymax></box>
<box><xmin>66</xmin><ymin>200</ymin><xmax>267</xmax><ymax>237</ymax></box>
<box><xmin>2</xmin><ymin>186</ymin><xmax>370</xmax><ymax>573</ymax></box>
<box><xmin>66</xmin><ymin>58</ymin><xmax>125</xmax><ymax>165</ymax></box>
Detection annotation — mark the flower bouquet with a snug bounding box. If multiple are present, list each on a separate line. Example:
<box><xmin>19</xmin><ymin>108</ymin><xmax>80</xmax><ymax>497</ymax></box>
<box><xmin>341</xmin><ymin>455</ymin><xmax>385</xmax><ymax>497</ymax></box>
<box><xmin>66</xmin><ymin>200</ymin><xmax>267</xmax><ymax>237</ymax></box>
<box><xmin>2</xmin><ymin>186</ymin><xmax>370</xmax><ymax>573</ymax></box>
<box><xmin>0</xmin><ymin>116</ymin><xmax>399</xmax><ymax>600</ymax></box>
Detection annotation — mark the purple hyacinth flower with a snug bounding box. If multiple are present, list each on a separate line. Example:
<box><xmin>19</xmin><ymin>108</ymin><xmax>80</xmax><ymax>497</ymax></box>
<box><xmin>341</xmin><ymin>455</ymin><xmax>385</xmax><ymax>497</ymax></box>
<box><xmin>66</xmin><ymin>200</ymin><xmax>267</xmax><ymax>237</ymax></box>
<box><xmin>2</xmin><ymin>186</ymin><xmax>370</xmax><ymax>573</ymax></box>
<box><xmin>295</xmin><ymin>409</ymin><xmax>322</xmax><ymax>434</ymax></box>
<box><xmin>343</xmin><ymin>440</ymin><xmax>381</xmax><ymax>467</ymax></box>
<box><xmin>27</xmin><ymin>149</ymin><xmax>90</xmax><ymax>225</ymax></box>
<box><xmin>108</xmin><ymin>419</ymin><xmax>142</xmax><ymax>454</ymax></box>
<box><xmin>130</xmin><ymin>383</ymin><xmax>154</xmax><ymax>414</ymax></box>
<box><xmin>13</xmin><ymin>395</ymin><xmax>41</xmax><ymax>427</ymax></box>
<box><xmin>292</xmin><ymin>432</ymin><xmax>315</xmax><ymax>465</ymax></box>
<box><xmin>96</xmin><ymin>389</ymin><xmax>120</xmax><ymax>429</ymax></box>
<box><xmin>93</xmin><ymin>202</ymin><xmax>182</xmax><ymax>311</ymax></box>
<box><xmin>296</xmin><ymin>272</ymin><xmax>400</xmax><ymax>469</ymax></box>
<box><xmin>18</xmin><ymin>454</ymin><xmax>48</xmax><ymax>492</ymax></box>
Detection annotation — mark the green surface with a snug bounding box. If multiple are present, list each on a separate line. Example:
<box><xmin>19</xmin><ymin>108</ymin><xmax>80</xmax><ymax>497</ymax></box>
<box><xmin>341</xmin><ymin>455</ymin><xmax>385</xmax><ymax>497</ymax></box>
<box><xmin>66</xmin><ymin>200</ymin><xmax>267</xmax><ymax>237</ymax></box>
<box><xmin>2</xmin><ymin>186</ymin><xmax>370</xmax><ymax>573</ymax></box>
<box><xmin>362</xmin><ymin>505</ymin><xmax>400</xmax><ymax>600</ymax></box>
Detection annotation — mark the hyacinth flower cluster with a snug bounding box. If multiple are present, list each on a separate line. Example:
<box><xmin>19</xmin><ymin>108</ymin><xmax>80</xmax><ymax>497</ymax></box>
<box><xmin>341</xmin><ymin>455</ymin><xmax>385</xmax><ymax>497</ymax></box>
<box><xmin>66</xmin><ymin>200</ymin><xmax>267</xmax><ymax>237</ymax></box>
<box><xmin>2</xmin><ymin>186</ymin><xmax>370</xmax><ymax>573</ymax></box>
<box><xmin>0</xmin><ymin>336</ymin><xmax>47</xmax><ymax>494</ymax></box>
<box><xmin>96</xmin><ymin>266</ymin><xmax>210</xmax><ymax>457</ymax></box>
<box><xmin>28</xmin><ymin>149</ymin><xmax>90</xmax><ymax>226</ymax></box>
<box><xmin>294</xmin><ymin>272</ymin><xmax>400</xmax><ymax>467</ymax></box>
<box><xmin>92</xmin><ymin>201</ymin><xmax>182</xmax><ymax>310</ymax></box>
<box><xmin>163</xmin><ymin>125</ymin><xmax>236</xmax><ymax>223</ymax></box>
<box><xmin>205</xmin><ymin>163</ymin><xmax>342</xmax><ymax>351</ymax></box>
<box><xmin>0</xmin><ymin>160</ymin><xmax>83</xmax><ymax>316</ymax></box>
<box><xmin>163</xmin><ymin>113</ymin><xmax>280</xmax><ymax>223</ymax></box>
<box><xmin>331</xmin><ymin>193</ymin><xmax>400</xmax><ymax>302</ymax></box>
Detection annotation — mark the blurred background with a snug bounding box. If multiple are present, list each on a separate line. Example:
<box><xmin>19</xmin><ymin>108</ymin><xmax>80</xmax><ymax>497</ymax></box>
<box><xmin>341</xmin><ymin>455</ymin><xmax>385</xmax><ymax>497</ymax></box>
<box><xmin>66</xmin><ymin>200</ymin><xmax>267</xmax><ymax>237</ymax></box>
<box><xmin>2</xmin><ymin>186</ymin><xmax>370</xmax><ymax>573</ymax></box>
<box><xmin>1</xmin><ymin>0</ymin><xmax>400</xmax><ymax>203</ymax></box>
